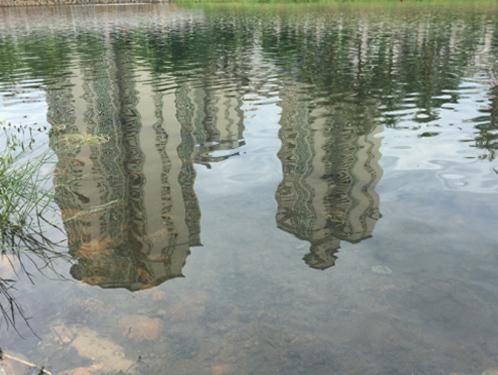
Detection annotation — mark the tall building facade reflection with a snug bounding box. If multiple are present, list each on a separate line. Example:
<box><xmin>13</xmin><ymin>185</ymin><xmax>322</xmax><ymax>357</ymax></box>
<box><xmin>276</xmin><ymin>82</ymin><xmax>382</xmax><ymax>270</ymax></box>
<box><xmin>47</xmin><ymin>35</ymin><xmax>245</xmax><ymax>291</ymax></box>
<box><xmin>176</xmin><ymin>79</ymin><xmax>245</xmax><ymax>167</ymax></box>
<box><xmin>40</xmin><ymin>13</ymin><xmax>494</xmax><ymax>283</ymax></box>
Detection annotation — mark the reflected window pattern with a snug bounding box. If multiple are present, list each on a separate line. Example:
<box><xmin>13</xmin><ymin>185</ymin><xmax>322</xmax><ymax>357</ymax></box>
<box><xmin>47</xmin><ymin>32</ymin><xmax>246</xmax><ymax>291</ymax></box>
<box><xmin>276</xmin><ymin>81</ymin><xmax>382</xmax><ymax>269</ymax></box>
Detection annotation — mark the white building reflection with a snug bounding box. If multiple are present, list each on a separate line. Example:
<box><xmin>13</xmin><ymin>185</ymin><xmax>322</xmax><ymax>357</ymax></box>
<box><xmin>47</xmin><ymin>35</ymin><xmax>245</xmax><ymax>290</ymax></box>
<box><xmin>276</xmin><ymin>81</ymin><xmax>382</xmax><ymax>269</ymax></box>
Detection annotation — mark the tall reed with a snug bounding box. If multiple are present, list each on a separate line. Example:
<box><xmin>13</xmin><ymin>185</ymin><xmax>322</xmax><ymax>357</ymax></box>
<box><xmin>0</xmin><ymin>123</ymin><xmax>66</xmax><ymax>331</ymax></box>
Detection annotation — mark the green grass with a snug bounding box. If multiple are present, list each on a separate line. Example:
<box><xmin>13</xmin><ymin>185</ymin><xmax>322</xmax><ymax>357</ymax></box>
<box><xmin>176</xmin><ymin>0</ymin><xmax>496</xmax><ymax>4</ymax></box>
<box><xmin>0</xmin><ymin>124</ymin><xmax>65</xmax><ymax>331</ymax></box>
<box><xmin>174</xmin><ymin>0</ymin><xmax>498</xmax><ymax>13</ymax></box>
<box><xmin>0</xmin><ymin>122</ymin><xmax>109</xmax><ymax>331</ymax></box>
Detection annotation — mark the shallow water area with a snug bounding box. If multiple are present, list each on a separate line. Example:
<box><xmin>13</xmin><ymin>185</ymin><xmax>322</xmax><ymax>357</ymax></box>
<box><xmin>0</xmin><ymin>2</ymin><xmax>498</xmax><ymax>374</ymax></box>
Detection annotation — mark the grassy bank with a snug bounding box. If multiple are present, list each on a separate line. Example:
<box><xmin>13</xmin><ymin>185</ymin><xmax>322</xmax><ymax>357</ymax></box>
<box><xmin>174</xmin><ymin>0</ymin><xmax>498</xmax><ymax>13</ymax></box>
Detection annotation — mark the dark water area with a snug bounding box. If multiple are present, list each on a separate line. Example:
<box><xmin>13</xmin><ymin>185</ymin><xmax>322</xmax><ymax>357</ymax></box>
<box><xmin>0</xmin><ymin>3</ymin><xmax>498</xmax><ymax>374</ymax></box>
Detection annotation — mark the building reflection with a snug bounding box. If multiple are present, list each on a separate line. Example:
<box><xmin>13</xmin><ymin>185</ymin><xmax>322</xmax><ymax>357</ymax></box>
<box><xmin>47</xmin><ymin>35</ymin><xmax>245</xmax><ymax>291</ymax></box>
<box><xmin>276</xmin><ymin>82</ymin><xmax>382</xmax><ymax>270</ymax></box>
<box><xmin>176</xmin><ymin>79</ymin><xmax>245</xmax><ymax>167</ymax></box>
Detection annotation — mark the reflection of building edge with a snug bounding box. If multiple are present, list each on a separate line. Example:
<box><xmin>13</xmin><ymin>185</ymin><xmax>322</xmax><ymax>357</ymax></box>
<box><xmin>185</xmin><ymin>78</ymin><xmax>245</xmax><ymax>165</ymax></box>
<box><xmin>276</xmin><ymin>87</ymin><xmax>316</xmax><ymax>241</ymax></box>
<box><xmin>276</xmin><ymin>83</ymin><xmax>382</xmax><ymax>270</ymax></box>
<box><xmin>48</xmin><ymin>39</ymin><xmax>203</xmax><ymax>291</ymax></box>
<box><xmin>47</xmin><ymin>36</ymin><xmax>246</xmax><ymax>291</ymax></box>
<box><xmin>175</xmin><ymin>83</ymin><xmax>202</xmax><ymax>246</ymax></box>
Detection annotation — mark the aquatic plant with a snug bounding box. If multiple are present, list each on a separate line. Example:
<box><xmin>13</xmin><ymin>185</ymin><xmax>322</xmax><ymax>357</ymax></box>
<box><xmin>0</xmin><ymin>123</ymin><xmax>66</xmax><ymax>331</ymax></box>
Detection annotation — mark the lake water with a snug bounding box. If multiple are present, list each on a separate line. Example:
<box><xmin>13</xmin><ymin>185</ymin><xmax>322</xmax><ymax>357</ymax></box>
<box><xmin>1</xmin><ymin>2</ymin><xmax>498</xmax><ymax>374</ymax></box>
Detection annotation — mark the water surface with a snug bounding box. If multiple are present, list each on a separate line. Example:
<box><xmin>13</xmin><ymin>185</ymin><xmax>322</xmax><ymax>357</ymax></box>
<box><xmin>0</xmin><ymin>3</ymin><xmax>498</xmax><ymax>374</ymax></box>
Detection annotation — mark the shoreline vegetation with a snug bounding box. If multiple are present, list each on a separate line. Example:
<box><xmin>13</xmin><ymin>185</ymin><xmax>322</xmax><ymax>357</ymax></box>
<box><xmin>174</xmin><ymin>0</ymin><xmax>498</xmax><ymax>11</ymax></box>
<box><xmin>0</xmin><ymin>121</ymin><xmax>111</xmax><ymax>331</ymax></box>
<box><xmin>0</xmin><ymin>123</ymin><xmax>66</xmax><ymax>332</ymax></box>
<box><xmin>0</xmin><ymin>0</ymin><xmax>497</xmax><ymax>8</ymax></box>
<box><xmin>176</xmin><ymin>0</ymin><xmax>497</xmax><ymax>3</ymax></box>
<box><xmin>0</xmin><ymin>123</ymin><xmax>113</xmax><ymax>372</ymax></box>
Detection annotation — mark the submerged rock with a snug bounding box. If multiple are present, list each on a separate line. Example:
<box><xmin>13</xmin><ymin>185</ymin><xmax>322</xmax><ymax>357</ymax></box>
<box><xmin>71</xmin><ymin>328</ymin><xmax>133</xmax><ymax>371</ymax></box>
<box><xmin>58</xmin><ymin>367</ymin><xmax>96</xmax><ymax>375</ymax></box>
<box><xmin>482</xmin><ymin>368</ymin><xmax>498</xmax><ymax>375</ymax></box>
<box><xmin>0</xmin><ymin>360</ymin><xmax>18</xmax><ymax>375</ymax></box>
<box><xmin>162</xmin><ymin>292</ymin><xmax>208</xmax><ymax>322</ymax></box>
<box><xmin>49</xmin><ymin>325</ymin><xmax>134</xmax><ymax>373</ymax></box>
<box><xmin>150</xmin><ymin>290</ymin><xmax>167</xmax><ymax>301</ymax></box>
<box><xmin>211</xmin><ymin>363</ymin><xmax>233</xmax><ymax>375</ymax></box>
<box><xmin>52</xmin><ymin>323</ymin><xmax>76</xmax><ymax>345</ymax></box>
<box><xmin>118</xmin><ymin>314</ymin><xmax>163</xmax><ymax>342</ymax></box>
